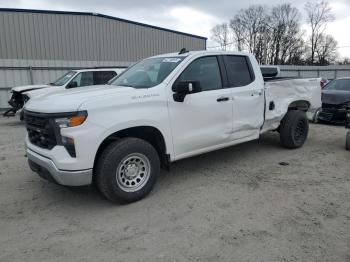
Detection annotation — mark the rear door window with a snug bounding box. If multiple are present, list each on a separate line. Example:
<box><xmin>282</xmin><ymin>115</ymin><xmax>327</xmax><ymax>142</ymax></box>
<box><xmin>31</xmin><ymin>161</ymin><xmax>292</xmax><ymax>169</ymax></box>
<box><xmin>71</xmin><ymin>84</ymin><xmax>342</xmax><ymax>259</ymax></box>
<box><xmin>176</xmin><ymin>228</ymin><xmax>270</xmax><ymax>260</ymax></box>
<box><xmin>224</xmin><ymin>56</ymin><xmax>254</xmax><ymax>87</ymax></box>
<box><xmin>94</xmin><ymin>71</ymin><xmax>117</xmax><ymax>85</ymax></box>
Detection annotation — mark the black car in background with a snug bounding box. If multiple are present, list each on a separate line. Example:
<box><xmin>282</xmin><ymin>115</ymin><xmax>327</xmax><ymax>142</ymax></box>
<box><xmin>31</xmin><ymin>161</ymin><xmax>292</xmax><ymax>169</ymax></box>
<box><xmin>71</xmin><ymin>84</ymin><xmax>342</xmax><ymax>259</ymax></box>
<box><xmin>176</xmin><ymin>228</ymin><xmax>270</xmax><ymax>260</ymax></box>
<box><xmin>318</xmin><ymin>78</ymin><xmax>350</xmax><ymax>124</ymax></box>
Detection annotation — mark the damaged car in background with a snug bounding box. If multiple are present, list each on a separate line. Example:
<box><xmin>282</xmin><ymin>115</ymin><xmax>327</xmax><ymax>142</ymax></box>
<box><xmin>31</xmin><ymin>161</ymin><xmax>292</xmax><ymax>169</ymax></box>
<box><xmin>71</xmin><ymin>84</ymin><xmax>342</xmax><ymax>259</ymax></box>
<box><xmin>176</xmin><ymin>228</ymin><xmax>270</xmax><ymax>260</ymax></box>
<box><xmin>3</xmin><ymin>68</ymin><xmax>125</xmax><ymax>118</ymax></box>
<box><xmin>318</xmin><ymin>77</ymin><xmax>350</xmax><ymax>124</ymax></box>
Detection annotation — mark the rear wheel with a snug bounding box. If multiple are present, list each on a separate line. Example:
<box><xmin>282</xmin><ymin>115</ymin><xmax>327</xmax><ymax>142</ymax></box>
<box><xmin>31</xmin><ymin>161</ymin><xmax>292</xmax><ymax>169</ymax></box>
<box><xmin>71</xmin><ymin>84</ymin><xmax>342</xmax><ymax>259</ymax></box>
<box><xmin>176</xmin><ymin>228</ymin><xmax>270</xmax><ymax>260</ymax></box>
<box><xmin>95</xmin><ymin>138</ymin><xmax>160</xmax><ymax>203</ymax></box>
<box><xmin>280</xmin><ymin>110</ymin><xmax>309</xmax><ymax>149</ymax></box>
<box><xmin>346</xmin><ymin>131</ymin><xmax>350</xmax><ymax>151</ymax></box>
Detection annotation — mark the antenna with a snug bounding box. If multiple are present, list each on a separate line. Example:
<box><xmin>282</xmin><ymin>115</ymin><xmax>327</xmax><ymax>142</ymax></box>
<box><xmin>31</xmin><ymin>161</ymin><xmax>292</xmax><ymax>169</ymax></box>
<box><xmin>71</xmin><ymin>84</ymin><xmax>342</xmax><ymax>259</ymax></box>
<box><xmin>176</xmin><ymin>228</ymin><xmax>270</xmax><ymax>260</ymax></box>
<box><xmin>179</xmin><ymin>48</ymin><xmax>189</xmax><ymax>55</ymax></box>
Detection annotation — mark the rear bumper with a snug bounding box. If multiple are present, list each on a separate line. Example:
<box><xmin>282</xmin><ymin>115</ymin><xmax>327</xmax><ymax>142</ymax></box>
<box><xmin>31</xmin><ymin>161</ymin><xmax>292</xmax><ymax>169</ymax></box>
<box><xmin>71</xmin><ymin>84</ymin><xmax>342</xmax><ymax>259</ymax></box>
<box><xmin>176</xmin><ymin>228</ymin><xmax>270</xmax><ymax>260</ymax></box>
<box><xmin>27</xmin><ymin>147</ymin><xmax>92</xmax><ymax>186</ymax></box>
<box><xmin>318</xmin><ymin>108</ymin><xmax>347</xmax><ymax>124</ymax></box>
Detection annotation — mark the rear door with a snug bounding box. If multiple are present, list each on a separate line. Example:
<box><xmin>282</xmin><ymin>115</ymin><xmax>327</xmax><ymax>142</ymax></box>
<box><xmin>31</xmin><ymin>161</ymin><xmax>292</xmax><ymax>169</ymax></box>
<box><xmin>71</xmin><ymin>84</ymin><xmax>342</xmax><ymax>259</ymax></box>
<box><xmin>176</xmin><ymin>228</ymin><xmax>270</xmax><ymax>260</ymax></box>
<box><xmin>223</xmin><ymin>55</ymin><xmax>265</xmax><ymax>140</ymax></box>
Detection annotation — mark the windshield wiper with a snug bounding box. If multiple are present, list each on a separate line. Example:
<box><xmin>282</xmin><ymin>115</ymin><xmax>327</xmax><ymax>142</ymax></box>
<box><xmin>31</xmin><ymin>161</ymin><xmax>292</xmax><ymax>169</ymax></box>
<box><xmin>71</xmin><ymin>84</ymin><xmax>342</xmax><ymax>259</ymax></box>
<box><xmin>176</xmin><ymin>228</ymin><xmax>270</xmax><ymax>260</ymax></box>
<box><xmin>114</xmin><ymin>84</ymin><xmax>135</xmax><ymax>87</ymax></box>
<box><xmin>133</xmin><ymin>85</ymin><xmax>150</xmax><ymax>89</ymax></box>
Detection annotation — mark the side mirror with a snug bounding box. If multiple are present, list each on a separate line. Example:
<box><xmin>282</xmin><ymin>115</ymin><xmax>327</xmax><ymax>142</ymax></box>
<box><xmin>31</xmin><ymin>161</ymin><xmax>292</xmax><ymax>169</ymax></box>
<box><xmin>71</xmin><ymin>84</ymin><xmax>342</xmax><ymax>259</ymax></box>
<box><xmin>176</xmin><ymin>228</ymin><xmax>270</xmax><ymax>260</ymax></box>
<box><xmin>172</xmin><ymin>80</ymin><xmax>201</xmax><ymax>102</ymax></box>
<box><xmin>66</xmin><ymin>81</ymin><xmax>78</xmax><ymax>89</ymax></box>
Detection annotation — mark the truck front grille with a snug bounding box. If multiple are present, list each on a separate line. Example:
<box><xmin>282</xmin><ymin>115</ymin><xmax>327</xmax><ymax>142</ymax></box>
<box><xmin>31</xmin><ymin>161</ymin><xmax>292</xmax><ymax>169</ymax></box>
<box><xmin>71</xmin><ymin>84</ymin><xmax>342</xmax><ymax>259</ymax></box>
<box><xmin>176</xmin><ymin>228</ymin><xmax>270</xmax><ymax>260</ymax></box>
<box><xmin>24</xmin><ymin>111</ymin><xmax>57</xmax><ymax>149</ymax></box>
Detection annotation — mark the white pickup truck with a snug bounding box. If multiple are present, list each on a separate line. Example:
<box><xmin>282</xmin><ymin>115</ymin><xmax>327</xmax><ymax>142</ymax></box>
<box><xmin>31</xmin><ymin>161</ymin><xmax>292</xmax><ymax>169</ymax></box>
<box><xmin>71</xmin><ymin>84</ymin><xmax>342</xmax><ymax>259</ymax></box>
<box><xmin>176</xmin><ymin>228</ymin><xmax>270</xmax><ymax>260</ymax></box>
<box><xmin>23</xmin><ymin>51</ymin><xmax>321</xmax><ymax>203</ymax></box>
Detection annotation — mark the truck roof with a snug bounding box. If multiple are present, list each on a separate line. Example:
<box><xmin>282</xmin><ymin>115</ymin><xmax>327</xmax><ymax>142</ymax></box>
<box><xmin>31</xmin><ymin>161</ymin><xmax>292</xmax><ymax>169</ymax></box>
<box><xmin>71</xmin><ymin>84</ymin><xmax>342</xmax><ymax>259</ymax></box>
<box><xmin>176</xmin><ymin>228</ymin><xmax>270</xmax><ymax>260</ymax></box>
<box><xmin>73</xmin><ymin>68</ymin><xmax>126</xmax><ymax>73</ymax></box>
<box><xmin>151</xmin><ymin>50</ymin><xmax>252</xmax><ymax>58</ymax></box>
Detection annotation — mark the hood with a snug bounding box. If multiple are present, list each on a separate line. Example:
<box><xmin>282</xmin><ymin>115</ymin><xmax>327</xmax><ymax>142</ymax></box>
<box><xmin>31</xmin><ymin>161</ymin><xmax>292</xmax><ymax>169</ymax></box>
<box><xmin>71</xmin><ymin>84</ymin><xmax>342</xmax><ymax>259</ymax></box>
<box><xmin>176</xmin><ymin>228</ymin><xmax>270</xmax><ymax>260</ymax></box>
<box><xmin>24</xmin><ymin>86</ymin><xmax>64</xmax><ymax>98</ymax></box>
<box><xmin>322</xmin><ymin>89</ymin><xmax>350</xmax><ymax>105</ymax></box>
<box><xmin>12</xmin><ymin>84</ymin><xmax>50</xmax><ymax>93</ymax></box>
<box><xmin>24</xmin><ymin>85</ymin><xmax>133</xmax><ymax>113</ymax></box>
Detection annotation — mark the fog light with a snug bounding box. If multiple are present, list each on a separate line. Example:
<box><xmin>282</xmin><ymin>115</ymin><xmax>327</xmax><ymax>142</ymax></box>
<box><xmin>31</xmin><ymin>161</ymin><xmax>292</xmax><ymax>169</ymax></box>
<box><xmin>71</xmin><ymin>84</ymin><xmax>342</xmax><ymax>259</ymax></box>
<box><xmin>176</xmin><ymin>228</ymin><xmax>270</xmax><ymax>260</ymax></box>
<box><xmin>62</xmin><ymin>136</ymin><xmax>76</xmax><ymax>157</ymax></box>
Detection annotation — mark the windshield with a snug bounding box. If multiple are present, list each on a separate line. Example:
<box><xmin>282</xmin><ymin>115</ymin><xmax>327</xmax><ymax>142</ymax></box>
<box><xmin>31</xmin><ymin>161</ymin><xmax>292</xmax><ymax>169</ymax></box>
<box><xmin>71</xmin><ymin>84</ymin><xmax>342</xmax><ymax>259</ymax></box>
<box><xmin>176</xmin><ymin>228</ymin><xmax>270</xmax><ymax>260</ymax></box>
<box><xmin>110</xmin><ymin>57</ymin><xmax>185</xmax><ymax>88</ymax></box>
<box><xmin>323</xmin><ymin>79</ymin><xmax>350</xmax><ymax>91</ymax></box>
<box><xmin>50</xmin><ymin>71</ymin><xmax>77</xmax><ymax>86</ymax></box>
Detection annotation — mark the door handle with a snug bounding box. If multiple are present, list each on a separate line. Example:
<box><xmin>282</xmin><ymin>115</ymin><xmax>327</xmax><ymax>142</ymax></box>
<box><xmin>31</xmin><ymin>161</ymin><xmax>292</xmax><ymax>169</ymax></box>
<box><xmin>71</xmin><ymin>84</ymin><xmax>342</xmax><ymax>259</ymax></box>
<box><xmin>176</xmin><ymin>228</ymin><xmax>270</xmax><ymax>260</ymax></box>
<box><xmin>217</xmin><ymin>97</ymin><xmax>230</xmax><ymax>102</ymax></box>
<box><xmin>251</xmin><ymin>91</ymin><xmax>263</xmax><ymax>96</ymax></box>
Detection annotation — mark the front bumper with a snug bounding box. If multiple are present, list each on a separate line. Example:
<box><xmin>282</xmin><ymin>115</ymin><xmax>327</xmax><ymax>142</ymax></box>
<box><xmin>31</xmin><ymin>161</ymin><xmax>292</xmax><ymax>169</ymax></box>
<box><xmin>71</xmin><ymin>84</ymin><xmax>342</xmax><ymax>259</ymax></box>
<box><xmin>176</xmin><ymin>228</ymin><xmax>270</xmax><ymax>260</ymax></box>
<box><xmin>27</xmin><ymin>147</ymin><xmax>92</xmax><ymax>186</ymax></box>
<box><xmin>318</xmin><ymin>108</ymin><xmax>347</xmax><ymax>124</ymax></box>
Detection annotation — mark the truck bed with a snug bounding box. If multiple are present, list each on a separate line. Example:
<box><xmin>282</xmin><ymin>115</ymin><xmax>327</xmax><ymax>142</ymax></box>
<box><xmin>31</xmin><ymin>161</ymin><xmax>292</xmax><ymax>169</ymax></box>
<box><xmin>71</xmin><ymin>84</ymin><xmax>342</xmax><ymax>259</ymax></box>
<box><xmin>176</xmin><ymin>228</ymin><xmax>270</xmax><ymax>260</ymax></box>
<box><xmin>262</xmin><ymin>78</ymin><xmax>322</xmax><ymax>133</ymax></box>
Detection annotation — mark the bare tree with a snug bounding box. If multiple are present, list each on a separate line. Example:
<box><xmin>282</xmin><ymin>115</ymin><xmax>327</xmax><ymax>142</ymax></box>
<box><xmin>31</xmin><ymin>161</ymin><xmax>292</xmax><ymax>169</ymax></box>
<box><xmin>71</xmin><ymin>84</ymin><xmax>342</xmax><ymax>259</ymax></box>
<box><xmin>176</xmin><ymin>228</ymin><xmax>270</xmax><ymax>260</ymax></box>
<box><xmin>210</xmin><ymin>23</ymin><xmax>229</xmax><ymax>50</ymax></box>
<box><xmin>315</xmin><ymin>34</ymin><xmax>337</xmax><ymax>65</ymax></box>
<box><xmin>229</xmin><ymin>17</ymin><xmax>246</xmax><ymax>51</ymax></box>
<box><xmin>229</xmin><ymin>4</ymin><xmax>305</xmax><ymax>65</ymax></box>
<box><xmin>211</xmin><ymin>2</ymin><xmax>338</xmax><ymax>65</ymax></box>
<box><xmin>338</xmin><ymin>57</ymin><xmax>350</xmax><ymax>65</ymax></box>
<box><xmin>229</xmin><ymin>5</ymin><xmax>270</xmax><ymax>63</ymax></box>
<box><xmin>286</xmin><ymin>38</ymin><xmax>308</xmax><ymax>65</ymax></box>
<box><xmin>269</xmin><ymin>4</ymin><xmax>303</xmax><ymax>65</ymax></box>
<box><xmin>304</xmin><ymin>1</ymin><xmax>335</xmax><ymax>64</ymax></box>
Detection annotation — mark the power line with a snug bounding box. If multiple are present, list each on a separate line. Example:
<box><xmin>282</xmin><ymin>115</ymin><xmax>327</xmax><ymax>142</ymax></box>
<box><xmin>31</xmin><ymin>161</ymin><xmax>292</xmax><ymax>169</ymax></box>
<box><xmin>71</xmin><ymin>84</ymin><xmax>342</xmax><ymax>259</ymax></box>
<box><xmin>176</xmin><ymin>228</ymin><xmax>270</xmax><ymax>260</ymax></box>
<box><xmin>207</xmin><ymin>43</ymin><xmax>350</xmax><ymax>49</ymax></box>
<box><xmin>206</xmin><ymin>42</ymin><xmax>235</xmax><ymax>49</ymax></box>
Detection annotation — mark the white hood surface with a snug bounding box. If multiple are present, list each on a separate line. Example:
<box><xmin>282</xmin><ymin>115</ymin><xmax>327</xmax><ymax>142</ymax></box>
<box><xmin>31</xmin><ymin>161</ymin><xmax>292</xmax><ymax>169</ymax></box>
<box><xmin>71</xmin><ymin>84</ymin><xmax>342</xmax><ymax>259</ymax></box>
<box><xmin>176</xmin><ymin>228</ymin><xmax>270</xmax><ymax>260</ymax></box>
<box><xmin>24</xmin><ymin>86</ymin><xmax>64</xmax><ymax>98</ymax></box>
<box><xmin>24</xmin><ymin>85</ymin><xmax>133</xmax><ymax>113</ymax></box>
<box><xmin>12</xmin><ymin>84</ymin><xmax>50</xmax><ymax>93</ymax></box>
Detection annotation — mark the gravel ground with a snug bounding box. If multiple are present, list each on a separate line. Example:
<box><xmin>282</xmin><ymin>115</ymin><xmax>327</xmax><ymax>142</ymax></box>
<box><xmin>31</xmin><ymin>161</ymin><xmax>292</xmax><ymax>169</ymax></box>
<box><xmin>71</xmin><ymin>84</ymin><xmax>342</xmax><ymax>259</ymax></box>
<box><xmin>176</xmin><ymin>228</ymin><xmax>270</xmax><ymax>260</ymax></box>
<box><xmin>0</xmin><ymin>117</ymin><xmax>349</xmax><ymax>262</ymax></box>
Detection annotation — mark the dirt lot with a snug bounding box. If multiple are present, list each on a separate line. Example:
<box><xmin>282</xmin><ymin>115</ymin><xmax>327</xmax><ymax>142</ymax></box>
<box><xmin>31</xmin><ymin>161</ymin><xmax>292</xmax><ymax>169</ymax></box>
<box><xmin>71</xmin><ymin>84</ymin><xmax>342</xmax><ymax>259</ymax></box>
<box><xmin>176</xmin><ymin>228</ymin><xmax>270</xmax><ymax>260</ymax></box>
<box><xmin>0</xmin><ymin>117</ymin><xmax>349</xmax><ymax>262</ymax></box>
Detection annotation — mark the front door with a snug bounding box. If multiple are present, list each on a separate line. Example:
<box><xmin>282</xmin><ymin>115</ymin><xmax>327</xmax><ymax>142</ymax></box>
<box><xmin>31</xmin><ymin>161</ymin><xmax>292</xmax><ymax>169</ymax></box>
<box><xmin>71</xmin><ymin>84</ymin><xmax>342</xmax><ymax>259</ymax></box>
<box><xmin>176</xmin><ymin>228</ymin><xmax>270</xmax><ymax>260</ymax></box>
<box><xmin>168</xmin><ymin>56</ymin><xmax>233</xmax><ymax>159</ymax></box>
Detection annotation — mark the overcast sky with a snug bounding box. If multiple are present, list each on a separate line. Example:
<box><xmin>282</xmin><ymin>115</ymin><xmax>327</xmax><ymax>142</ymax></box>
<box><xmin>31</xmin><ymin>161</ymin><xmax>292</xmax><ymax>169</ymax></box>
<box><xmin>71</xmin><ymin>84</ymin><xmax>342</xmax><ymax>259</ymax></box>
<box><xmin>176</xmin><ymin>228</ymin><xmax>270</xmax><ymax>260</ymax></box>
<box><xmin>1</xmin><ymin>0</ymin><xmax>350</xmax><ymax>58</ymax></box>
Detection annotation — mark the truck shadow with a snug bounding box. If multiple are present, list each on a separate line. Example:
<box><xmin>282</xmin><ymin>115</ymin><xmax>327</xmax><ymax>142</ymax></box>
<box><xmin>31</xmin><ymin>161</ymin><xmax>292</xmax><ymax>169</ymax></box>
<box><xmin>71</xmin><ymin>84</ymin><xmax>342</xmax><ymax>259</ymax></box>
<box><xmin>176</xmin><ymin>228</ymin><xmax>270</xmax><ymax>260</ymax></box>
<box><xmin>32</xmin><ymin>132</ymin><xmax>283</xmax><ymax>207</ymax></box>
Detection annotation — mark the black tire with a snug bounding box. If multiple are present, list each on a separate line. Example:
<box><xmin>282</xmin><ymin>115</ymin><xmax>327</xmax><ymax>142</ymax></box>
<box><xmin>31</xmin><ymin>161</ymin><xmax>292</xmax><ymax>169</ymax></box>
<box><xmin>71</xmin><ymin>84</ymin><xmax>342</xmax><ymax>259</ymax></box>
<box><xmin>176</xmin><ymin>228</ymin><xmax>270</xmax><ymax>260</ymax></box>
<box><xmin>95</xmin><ymin>138</ymin><xmax>160</xmax><ymax>203</ymax></box>
<box><xmin>346</xmin><ymin>132</ymin><xmax>350</xmax><ymax>151</ymax></box>
<box><xmin>280</xmin><ymin>110</ymin><xmax>309</xmax><ymax>149</ymax></box>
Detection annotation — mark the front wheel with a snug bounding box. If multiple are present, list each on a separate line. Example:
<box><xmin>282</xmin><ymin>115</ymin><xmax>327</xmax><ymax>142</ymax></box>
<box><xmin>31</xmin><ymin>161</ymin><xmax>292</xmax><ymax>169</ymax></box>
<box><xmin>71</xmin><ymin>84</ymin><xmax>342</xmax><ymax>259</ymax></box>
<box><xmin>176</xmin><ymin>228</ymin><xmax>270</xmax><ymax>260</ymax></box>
<box><xmin>95</xmin><ymin>138</ymin><xmax>160</xmax><ymax>203</ymax></box>
<box><xmin>280</xmin><ymin>110</ymin><xmax>309</xmax><ymax>149</ymax></box>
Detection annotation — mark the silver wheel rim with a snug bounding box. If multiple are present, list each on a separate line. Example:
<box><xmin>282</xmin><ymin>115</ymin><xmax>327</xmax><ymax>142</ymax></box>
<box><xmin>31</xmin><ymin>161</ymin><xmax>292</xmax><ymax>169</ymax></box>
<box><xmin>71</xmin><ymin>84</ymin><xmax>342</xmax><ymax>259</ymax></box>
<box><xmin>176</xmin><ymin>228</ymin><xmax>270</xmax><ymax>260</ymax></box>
<box><xmin>314</xmin><ymin>108</ymin><xmax>321</xmax><ymax>122</ymax></box>
<box><xmin>116</xmin><ymin>153</ymin><xmax>151</xmax><ymax>192</ymax></box>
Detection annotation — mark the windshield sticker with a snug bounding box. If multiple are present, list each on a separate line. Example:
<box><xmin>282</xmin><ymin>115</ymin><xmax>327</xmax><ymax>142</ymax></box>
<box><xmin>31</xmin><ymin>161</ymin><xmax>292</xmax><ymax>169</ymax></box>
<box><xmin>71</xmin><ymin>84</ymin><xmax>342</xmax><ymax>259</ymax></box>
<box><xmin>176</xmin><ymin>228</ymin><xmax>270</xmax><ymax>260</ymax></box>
<box><xmin>162</xmin><ymin>58</ymin><xmax>182</xmax><ymax>63</ymax></box>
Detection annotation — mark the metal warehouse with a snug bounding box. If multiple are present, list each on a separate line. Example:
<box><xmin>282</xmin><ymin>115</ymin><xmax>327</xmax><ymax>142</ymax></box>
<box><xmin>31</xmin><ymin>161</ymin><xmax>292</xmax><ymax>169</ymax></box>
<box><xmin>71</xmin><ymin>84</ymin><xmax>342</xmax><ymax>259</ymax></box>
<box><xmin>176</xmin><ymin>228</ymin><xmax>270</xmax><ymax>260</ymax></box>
<box><xmin>0</xmin><ymin>8</ymin><xmax>207</xmax><ymax>109</ymax></box>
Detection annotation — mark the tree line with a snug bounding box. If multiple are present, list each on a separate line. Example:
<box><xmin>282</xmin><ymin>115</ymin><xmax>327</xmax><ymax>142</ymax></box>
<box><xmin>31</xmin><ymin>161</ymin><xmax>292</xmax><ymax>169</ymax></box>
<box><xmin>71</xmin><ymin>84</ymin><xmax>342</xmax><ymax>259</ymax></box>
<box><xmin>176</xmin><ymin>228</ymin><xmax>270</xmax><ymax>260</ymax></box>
<box><xmin>210</xmin><ymin>1</ymin><xmax>341</xmax><ymax>65</ymax></box>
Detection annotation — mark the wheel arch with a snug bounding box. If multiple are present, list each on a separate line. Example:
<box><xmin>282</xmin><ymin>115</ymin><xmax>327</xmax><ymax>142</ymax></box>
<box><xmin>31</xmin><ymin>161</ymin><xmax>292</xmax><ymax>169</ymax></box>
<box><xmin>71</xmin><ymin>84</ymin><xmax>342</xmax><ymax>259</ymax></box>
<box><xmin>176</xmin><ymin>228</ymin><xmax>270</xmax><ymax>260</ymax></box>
<box><xmin>288</xmin><ymin>100</ymin><xmax>310</xmax><ymax>112</ymax></box>
<box><xmin>93</xmin><ymin>126</ymin><xmax>169</xmax><ymax>173</ymax></box>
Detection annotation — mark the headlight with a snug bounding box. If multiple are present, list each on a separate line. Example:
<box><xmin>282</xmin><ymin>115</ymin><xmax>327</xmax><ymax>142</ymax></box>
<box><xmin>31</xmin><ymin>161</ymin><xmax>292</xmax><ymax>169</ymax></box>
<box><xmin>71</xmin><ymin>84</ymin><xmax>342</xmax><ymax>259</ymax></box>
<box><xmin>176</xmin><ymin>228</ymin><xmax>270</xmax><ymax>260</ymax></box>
<box><xmin>53</xmin><ymin>111</ymin><xmax>87</xmax><ymax>157</ymax></box>
<box><xmin>22</xmin><ymin>94</ymin><xmax>30</xmax><ymax>103</ymax></box>
<box><xmin>54</xmin><ymin>111</ymin><xmax>88</xmax><ymax>128</ymax></box>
